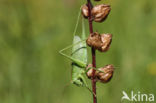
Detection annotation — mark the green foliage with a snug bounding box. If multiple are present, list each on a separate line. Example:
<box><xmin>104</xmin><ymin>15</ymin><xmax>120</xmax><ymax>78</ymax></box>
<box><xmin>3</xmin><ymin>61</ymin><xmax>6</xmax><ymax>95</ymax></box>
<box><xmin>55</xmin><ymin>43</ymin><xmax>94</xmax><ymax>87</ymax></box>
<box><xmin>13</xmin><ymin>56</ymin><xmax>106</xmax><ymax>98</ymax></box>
<box><xmin>0</xmin><ymin>0</ymin><xmax>156</xmax><ymax>103</ymax></box>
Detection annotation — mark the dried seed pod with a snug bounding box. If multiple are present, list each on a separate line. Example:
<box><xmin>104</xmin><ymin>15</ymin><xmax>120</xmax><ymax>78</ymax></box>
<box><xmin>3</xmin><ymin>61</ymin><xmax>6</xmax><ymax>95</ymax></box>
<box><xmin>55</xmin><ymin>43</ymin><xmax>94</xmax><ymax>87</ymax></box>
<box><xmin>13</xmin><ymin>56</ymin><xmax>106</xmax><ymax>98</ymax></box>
<box><xmin>91</xmin><ymin>4</ymin><xmax>111</xmax><ymax>22</ymax></box>
<box><xmin>97</xmin><ymin>64</ymin><xmax>114</xmax><ymax>83</ymax></box>
<box><xmin>86</xmin><ymin>64</ymin><xmax>98</xmax><ymax>79</ymax></box>
<box><xmin>86</xmin><ymin>32</ymin><xmax>112</xmax><ymax>52</ymax></box>
<box><xmin>86</xmin><ymin>32</ymin><xmax>102</xmax><ymax>51</ymax></box>
<box><xmin>86</xmin><ymin>64</ymin><xmax>94</xmax><ymax>78</ymax></box>
<box><xmin>81</xmin><ymin>4</ymin><xmax>89</xmax><ymax>18</ymax></box>
<box><xmin>100</xmin><ymin>33</ymin><xmax>112</xmax><ymax>52</ymax></box>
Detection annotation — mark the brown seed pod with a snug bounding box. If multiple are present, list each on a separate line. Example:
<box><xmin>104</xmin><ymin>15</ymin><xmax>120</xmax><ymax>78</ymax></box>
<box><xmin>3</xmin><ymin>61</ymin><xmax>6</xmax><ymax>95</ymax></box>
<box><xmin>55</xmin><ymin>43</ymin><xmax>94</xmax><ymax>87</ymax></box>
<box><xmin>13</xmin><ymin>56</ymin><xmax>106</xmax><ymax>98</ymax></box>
<box><xmin>86</xmin><ymin>64</ymin><xmax>98</xmax><ymax>79</ymax></box>
<box><xmin>86</xmin><ymin>32</ymin><xmax>112</xmax><ymax>52</ymax></box>
<box><xmin>100</xmin><ymin>33</ymin><xmax>112</xmax><ymax>52</ymax></box>
<box><xmin>91</xmin><ymin>4</ymin><xmax>111</xmax><ymax>22</ymax></box>
<box><xmin>97</xmin><ymin>64</ymin><xmax>114</xmax><ymax>83</ymax></box>
<box><xmin>86</xmin><ymin>64</ymin><xmax>94</xmax><ymax>78</ymax></box>
<box><xmin>86</xmin><ymin>32</ymin><xmax>102</xmax><ymax>51</ymax></box>
<box><xmin>81</xmin><ymin>4</ymin><xmax>89</xmax><ymax>18</ymax></box>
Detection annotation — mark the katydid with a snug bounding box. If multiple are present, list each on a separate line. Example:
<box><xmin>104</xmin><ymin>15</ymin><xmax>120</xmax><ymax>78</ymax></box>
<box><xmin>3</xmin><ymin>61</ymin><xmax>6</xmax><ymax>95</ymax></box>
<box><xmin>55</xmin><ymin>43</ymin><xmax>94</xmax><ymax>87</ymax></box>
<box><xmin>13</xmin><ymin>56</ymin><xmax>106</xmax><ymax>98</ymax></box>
<box><xmin>59</xmin><ymin>11</ymin><xmax>87</xmax><ymax>85</ymax></box>
<box><xmin>59</xmin><ymin>10</ymin><xmax>93</xmax><ymax>93</ymax></box>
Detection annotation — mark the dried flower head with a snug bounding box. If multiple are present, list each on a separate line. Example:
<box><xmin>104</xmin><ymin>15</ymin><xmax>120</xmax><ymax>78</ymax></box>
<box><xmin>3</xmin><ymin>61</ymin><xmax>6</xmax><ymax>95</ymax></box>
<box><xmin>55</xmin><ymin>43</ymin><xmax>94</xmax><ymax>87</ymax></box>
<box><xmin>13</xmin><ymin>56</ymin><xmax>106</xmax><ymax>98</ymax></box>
<box><xmin>81</xmin><ymin>4</ymin><xmax>89</xmax><ymax>18</ymax></box>
<box><xmin>86</xmin><ymin>32</ymin><xmax>112</xmax><ymax>52</ymax></box>
<box><xmin>91</xmin><ymin>4</ymin><xmax>111</xmax><ymax>22</ymax></box>
<box><xmin>97</xmin><ymin>64</ymin><xmax>114</xmax><ymax>83</ymax></box>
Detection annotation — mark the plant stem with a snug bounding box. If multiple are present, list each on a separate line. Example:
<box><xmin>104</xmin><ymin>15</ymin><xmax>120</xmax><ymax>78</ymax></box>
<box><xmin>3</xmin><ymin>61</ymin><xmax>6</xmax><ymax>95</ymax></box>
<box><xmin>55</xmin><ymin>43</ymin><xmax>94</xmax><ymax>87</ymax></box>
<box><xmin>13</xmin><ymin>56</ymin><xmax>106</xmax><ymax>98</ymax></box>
<box><xmin>87</xmin><ymin>0</ymin><xmax>97</xmax><ymax>103</ymax></box>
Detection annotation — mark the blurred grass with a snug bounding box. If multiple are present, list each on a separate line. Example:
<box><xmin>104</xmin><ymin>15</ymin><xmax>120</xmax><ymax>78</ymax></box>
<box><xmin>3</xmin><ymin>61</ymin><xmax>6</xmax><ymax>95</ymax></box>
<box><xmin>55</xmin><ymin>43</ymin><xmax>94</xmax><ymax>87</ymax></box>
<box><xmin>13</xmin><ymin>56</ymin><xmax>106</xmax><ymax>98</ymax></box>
<box><xmin>0</xmin><ymin>0</ymin><xmax>156</xmax><ymax>103</ymax></box>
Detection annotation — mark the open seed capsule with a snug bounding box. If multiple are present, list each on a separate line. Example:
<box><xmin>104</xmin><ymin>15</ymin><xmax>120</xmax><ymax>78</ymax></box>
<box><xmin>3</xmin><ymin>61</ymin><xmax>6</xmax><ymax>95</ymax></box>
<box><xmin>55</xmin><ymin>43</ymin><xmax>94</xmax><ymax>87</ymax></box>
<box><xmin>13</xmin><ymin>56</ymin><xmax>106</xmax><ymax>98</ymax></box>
<box><xmin>86</xmin><ymin>32</ymin><xmax>112</xmax><ymax>52</ymax></box>
<box><xmin>81</xmin><ymin>4</ymin><xmax>89</xmax><ymax>18</ymax></box>
<box><xmin>91</xmin><ymin>4</ymin><xmax>111</xmax><ymax>22</ymax></box>
<box><xmin>97</xmin><ymin>64</ymin><xmax>114</xmax><ymax>83</ymax></box>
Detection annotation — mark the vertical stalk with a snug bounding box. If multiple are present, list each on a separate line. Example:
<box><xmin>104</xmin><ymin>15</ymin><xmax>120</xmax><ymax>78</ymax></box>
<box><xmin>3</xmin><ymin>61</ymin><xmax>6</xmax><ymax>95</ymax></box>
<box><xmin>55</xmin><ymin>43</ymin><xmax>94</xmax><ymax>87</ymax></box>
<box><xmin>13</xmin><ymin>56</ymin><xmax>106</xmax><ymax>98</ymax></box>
<box><xmin>87</xmin><ymin>0</ymin><xmax>97</xmax><ymax>103</ymax></box>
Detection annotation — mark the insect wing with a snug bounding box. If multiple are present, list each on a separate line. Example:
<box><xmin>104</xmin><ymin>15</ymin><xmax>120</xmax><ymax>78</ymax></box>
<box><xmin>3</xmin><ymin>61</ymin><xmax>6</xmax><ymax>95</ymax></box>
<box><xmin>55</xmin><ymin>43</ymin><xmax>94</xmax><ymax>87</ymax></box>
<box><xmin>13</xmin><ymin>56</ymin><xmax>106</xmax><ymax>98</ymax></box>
<box><xmin>71</xmin><ymin>35</ymin><xmax>87</xmax><ymax>86</ymax></box>
<box><xmin>72</xmin><ymin>36</ymin><xmax>87</xmax><ymax>63</ymax></box>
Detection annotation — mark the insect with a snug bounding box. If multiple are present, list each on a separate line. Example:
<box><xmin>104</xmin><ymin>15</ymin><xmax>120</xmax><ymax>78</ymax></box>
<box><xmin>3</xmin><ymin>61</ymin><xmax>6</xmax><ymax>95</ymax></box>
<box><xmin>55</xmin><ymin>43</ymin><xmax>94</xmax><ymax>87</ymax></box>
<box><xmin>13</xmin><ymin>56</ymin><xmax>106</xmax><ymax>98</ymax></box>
<box><xmin>59</xmin><ymin>10</ymin><xmax>91</xmax><ymax>91</ymax></box>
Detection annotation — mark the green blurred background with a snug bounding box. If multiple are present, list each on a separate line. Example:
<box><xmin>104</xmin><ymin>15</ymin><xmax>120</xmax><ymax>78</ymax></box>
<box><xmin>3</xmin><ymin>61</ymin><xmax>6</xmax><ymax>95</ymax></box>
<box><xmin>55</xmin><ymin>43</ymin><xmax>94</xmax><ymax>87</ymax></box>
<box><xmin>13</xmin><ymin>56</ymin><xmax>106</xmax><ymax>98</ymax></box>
<box><xmin>0</xmin><ymin>0</ymin><xmax>156</xmax><ymax>103</ymax></box>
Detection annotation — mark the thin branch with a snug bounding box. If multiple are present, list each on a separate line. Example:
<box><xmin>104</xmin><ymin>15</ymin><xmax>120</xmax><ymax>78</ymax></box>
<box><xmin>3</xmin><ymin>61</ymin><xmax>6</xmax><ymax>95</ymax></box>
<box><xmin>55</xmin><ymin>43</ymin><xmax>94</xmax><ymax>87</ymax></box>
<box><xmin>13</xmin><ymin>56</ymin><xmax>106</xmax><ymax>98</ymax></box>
<box><xmin>87</xmin><ymin>0</ymin><xmax>97</xmax><ymax>103</ymax></box>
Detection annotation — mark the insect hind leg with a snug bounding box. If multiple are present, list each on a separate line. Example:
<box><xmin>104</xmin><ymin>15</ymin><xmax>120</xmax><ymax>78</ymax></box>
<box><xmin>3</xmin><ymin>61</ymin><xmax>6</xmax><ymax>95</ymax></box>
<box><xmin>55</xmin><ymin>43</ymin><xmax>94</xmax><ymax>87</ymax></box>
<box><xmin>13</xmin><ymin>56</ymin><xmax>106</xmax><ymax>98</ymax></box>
<box><xmin>79</xmin><ymin>75</ymin><xmax>97</xmax><ymax>97</ymax></box>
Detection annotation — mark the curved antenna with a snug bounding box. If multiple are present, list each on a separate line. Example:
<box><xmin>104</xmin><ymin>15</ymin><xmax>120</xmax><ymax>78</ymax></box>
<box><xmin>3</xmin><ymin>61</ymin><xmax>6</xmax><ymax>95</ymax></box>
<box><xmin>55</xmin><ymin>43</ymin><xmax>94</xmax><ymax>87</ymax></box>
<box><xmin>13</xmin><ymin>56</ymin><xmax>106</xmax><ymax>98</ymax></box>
<box><xmin>81</xmin><ymin>14</ymin><xmax>86</xmax><ymax>39</ymax></box>
<box><xmin>73</xmin><ymin>8</ymin><xmax>81</xmax><ymax>37</ymax></box>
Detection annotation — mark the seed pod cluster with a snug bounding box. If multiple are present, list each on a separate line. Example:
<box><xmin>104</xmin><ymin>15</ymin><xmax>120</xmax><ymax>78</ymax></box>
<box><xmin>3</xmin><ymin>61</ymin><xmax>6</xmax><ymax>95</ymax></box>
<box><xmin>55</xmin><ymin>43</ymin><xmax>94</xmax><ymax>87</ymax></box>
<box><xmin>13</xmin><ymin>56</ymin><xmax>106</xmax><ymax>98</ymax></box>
<box><xmin>86</xmin><ymin>64</ymin><xmax>114</xmax><ymax>83</ymax></box>
<box><xmin>82</xmin><ymin>1</ymin><xmax>115</xmax><ymax>84</ymax></box>
<box><xmin>86</xmin><ymin>32</ymin><xmax>112</xmax><ymax>52</ymax></box>
<box><xmin>81</xmin><ymin>4</ymin><xmax>111</xmax><ymax>22</ymax></box>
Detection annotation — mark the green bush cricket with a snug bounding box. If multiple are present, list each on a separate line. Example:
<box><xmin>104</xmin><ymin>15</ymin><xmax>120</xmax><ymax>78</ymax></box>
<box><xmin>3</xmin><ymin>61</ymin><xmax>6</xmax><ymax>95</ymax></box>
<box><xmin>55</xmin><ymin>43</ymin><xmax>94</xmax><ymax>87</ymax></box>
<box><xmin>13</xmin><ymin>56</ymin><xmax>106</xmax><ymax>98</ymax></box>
<box><xmin>59</xmin><ymin>10</ymin><xmax>95</xmax><ymax>95</ymax></box>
